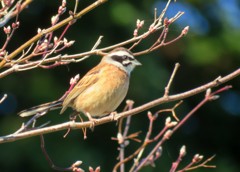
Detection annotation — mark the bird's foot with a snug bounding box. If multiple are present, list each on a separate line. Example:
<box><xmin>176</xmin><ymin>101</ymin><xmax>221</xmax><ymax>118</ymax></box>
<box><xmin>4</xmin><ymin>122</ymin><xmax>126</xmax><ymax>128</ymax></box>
<box><xmin>110</xmin><ymin>111</ymin><xmax>118</xmax><ymax>121</ymax></box>
<box><xmin>85</xmin><ymin>112</ymin><xmax>98</xmax><ymax>130</ymax></box>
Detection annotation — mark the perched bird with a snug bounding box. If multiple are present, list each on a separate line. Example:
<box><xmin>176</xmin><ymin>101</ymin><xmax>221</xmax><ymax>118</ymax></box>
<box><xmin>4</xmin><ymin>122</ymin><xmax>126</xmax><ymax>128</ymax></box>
<box><xmin>18</xmin><ymin>47</ymin><xmax>141</xmax><ymax>120</ymax></box>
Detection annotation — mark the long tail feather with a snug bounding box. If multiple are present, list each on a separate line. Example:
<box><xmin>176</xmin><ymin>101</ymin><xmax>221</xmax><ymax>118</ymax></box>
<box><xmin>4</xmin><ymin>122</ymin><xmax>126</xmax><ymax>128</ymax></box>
<box><xmin>18</xmin><ymin>100</ymin><xmax>63</xmax><ymax>117</ymax></box>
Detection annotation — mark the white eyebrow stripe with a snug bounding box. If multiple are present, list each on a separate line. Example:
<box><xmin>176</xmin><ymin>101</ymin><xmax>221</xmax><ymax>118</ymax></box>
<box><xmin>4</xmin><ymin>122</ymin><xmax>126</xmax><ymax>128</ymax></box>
<box><xmin>122</xmin><ymin>60</ymin><xmax>132</xmax><ymax>65</ymax></box>
<box><xmin>111</xmin><ymin>51</ymin><xmax>134</xmax><ymax>59</ymax></box>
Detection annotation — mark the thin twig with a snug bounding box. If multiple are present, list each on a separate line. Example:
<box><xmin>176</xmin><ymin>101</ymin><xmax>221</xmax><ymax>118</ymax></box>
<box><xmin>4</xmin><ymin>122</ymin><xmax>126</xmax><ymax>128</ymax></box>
<box><xmin>14</xmin><ymin>111</ymin><xmax>47</xmax><ymax>134</ymax></box>
<box><xmin>129</xmin><ymin>112</ymin><xmax>156</xmax><ymax>172</ymax></box>
<box><xmin>133</xmin><ymin>126</ymin><xmax>170</xmax><ymax>172</ymax></box>
<box><xmin>40</xmin><ymin>135</ymin><xmax>83</xmax><ymax>171</ymax></box>
<box><xmin>170</xmin><ymin>145</ymin><xmax>186</xmax><ymax>172</ymax></box>
<box><xmin>172</xmin><ymin>85</ymin><xmax>232</xmax><ymax>133</ymax></box>
<box><xmin>155</xmin><ymin>100</ymin><xmax>183</xmax><ymax>121</ymax></box>
<box><xmin>164</xmin><ymin>63</ymin><xmax>180</xmax><ymax>97</ymax></box>
<box><xmin>178</xmin><ymin>155</ymin><xmax>216</xmax><ymax>172</ymax></box>
<box><xmin>0</xmin><ymin>0</ymin><xmax>32</xmax><ymax>27</ymax></box>
<box><xmin>0</xmin><ymin>93</ymin><xmax>7</xmax><ymax>104</ymax></box>
<box><xmin>115</xmin><ymin>100</ymin><xmax>135</xmax><ymax>172</ymax></box>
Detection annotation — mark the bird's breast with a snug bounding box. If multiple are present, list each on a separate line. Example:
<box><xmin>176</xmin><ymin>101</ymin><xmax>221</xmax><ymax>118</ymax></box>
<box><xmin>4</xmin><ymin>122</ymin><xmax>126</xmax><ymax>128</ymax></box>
<box><xmin>73</xmin><ymin>65</ymin><xmax>129</xmax><ymax>117</ymax></box>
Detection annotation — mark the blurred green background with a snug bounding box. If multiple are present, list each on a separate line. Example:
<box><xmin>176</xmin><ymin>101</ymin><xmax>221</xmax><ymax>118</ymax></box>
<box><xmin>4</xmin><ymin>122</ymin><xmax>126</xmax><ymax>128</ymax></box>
<box><xmin>0</xmin><ymin>0</ymin><xmax>240</xmax><ymax>171</ymax></box>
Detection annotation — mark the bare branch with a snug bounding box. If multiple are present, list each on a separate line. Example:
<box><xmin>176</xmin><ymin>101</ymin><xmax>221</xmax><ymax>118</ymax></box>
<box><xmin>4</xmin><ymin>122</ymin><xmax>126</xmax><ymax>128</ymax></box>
<box><xmin>0</xmin><ymin>68</ymin><xmax>238</xmax><ymax>144</ymax></box>
<box><xmin>164</xmin><ymin>63</ymin><xmax>181</xmax><ymax>97</ymax></box>
<box><xmin>177</xmin><ymin>155</ymin><xmax>216</xmax><ymax>172</ymax></box>
<box><xmin>170</xmin><ymin>145</ymin><xmax>187</xmax><ymax>172</ymax></box>
<box><xmin>0</xmin><ymin>1</ymin><xmax>186</xmax><ymax>78</ymax></box>
<box><xmin>0</xmin><ymin>0</ymin><xmax>107</xmax><ymax>68</ymax></box>
<box><xmin>40</xmin><ymin>135</ymin><xmax>84</xmax><ymax>172</ymax></box>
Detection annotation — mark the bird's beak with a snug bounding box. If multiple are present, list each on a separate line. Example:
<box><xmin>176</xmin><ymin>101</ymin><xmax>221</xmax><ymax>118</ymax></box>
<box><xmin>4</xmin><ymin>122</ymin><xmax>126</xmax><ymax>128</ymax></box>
<box><xmin>133</xmin><ymin>59</ymin><xmax>142</xmax><ymax>66</ymax></box>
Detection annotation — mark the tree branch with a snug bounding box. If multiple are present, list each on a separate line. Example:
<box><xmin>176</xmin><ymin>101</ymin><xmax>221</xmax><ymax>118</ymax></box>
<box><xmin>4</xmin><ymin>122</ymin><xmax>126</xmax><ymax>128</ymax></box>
<box><xmin>0</xmin><ymin>68</ymin><xmax>239</xmax><ymax>144</ymax></box>
<box><xmin>0</xmin><ymin>0</ymin><xmax>107</xmax><ymax>68</ymax></box>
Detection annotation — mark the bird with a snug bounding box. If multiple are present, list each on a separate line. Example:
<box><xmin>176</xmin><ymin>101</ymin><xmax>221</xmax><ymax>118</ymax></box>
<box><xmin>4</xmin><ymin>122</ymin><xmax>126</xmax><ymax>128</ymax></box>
<box><xmin>18</xmin><ymin>47</ymin><xmax>141</xmax><ymax>120</ymax></box>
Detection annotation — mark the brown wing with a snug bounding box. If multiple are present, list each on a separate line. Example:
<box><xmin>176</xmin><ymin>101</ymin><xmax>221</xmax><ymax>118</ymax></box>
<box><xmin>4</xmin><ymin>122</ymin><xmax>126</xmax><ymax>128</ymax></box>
<box><xmin>60</xmin><ymin>64</ymin><xmax>102</xmax><ymax>114</ymax></box>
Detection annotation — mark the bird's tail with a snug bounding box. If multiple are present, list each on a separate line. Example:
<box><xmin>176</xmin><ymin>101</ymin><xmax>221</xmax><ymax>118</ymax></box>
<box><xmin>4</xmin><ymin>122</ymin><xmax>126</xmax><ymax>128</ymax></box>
<box><xmin>18</xmin><ymin>100</ymin><xmax>63</xmax><ymax>117</ymax></box>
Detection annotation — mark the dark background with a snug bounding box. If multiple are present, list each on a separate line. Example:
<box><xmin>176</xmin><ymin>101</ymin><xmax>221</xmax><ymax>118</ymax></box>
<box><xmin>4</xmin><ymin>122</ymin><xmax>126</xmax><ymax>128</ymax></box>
<box><xmin>0</xmin><ymin>0</ymin><xmax>240</xmax><ymax>171</ymax></box>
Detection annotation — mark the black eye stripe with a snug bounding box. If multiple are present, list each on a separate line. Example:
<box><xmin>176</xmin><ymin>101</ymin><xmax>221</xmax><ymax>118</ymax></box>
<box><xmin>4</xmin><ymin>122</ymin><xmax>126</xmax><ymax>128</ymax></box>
<box><xmin>111</xmin><ymin>55</ymin><xmax>133</xmax><ymax>63</ymax></box>
<box><xmin>111</xmin><ymin>55</ymin><xmax>124</xmax><ymax>63</ymax></box>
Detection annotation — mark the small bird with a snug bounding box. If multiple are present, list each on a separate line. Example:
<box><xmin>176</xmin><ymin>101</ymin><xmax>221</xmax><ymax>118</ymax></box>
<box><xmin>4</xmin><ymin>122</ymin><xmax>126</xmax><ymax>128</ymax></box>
<box><xmin>19</xmin><ymin>47</ymin><xmax>141</xmax><ymax>120</ymax></box>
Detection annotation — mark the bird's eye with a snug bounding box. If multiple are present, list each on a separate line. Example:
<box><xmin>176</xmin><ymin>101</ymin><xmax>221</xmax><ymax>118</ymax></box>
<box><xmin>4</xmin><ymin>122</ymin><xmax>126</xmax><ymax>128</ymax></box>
<box><xmin>123</xmin><ymin>55</ymin><xmax>128</xmax><ymax>60</ymax></box>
